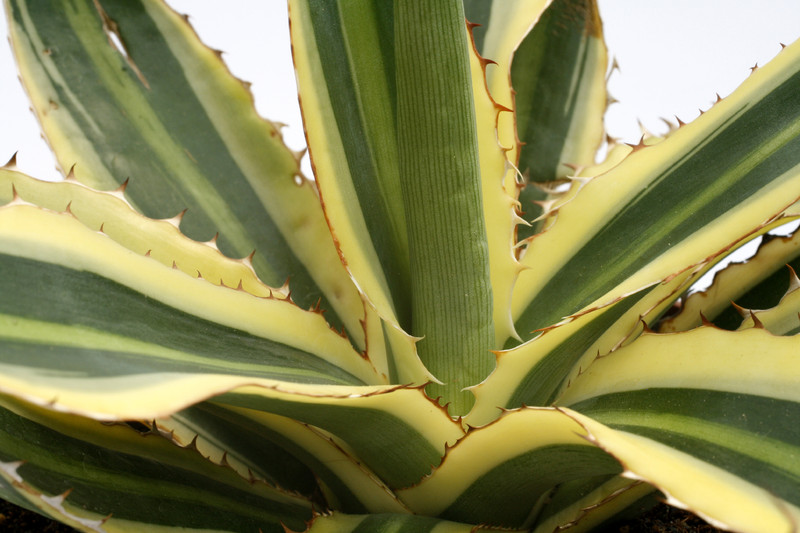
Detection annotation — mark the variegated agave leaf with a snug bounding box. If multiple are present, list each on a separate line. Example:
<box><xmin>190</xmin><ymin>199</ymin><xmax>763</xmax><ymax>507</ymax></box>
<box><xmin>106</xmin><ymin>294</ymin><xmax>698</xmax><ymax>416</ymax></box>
<box><xmin>1</xmin><ymin>0</ymin><xmax>800</xmax><ymax>532</ymax></box>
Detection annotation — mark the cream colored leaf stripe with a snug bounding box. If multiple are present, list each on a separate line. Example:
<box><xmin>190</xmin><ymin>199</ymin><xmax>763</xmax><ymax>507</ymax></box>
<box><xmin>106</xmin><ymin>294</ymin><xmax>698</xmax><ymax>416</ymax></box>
<box><xmin>558</xmin><ymin>328</ymin><xmax>800</xmax><ymax>530</ymax></box>
<box><xmin>0</xmin><ymin>205</ymin><xmax>381</xmax><ymax>399</ymax></box>
<box><xmin>662</xmin><ymin>228</ymin><xmax>800</xmax><ymax>332</ymax></box>
<box><xmin>0</xmin><ymin>169</ymin><xmax>281</xmax><ymax>298</ymax></box>
<box><xmin>0</xmin><ymin>396</ymin><xmax>313</xmax><ymax>531</ymax></box>
<box><xmin>290</xmin><ymin>0</ymin><xmax>410</xmax><ymax>329</ymax></box>
<box><xmin>510</xmin><ymin>0</ymin><xmax>608</xmax><ymax>242</ymax></box>
<box><xmin>217</xmin><ymin>383</ymin><xmax>464</xmax><ymax>491</ymax></box>
<box><xmin>158</xmin><ymin>404</ymin><xmax>409</xmax><ymax>515</ymax></box>
<box><xmin>513</xmin><ymin>38</ymin><xmax>800</xmax><ymax>339</ymax></box>
<box><xmin>304</xmin><ymin>511</ymin><xmax>498</xmax><ymax>532</ymax></box>
<box><xmin>398</xmin><ymin>408</ymin><xmax>620</xmax><ymax>530</ymax></box>
<box><xmin>7</xmin><ymin>0</ymin><xmax>365</xmax><ymax>338</ymax></box>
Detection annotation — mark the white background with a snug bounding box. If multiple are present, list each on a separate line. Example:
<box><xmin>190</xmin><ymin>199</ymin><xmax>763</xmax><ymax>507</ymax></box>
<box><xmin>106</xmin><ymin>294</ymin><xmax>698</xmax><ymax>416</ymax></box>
<box><xmin>1</xmin><ymin>2</ymin><xmax>800</xmax><ymax>181</ymax></box>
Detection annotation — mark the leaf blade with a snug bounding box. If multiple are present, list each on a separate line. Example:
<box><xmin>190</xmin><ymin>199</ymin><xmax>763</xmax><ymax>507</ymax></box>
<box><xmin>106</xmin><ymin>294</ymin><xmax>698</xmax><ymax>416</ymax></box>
<box><xmin>559</xmin><ymin>327</ymin><xmax>800</xmax><ymax>531</ymax></box>
<box><xmin>512</xmin><ymin>37</ymin><xmax>800</xmax><ymax>342</ymax></box>
<box><xmin>0</xmin><ymin>395</ymin><xmax>313</xmax><ymax>532</ymax></box>
<box><xmin>7</xmin><ymin>0</ymin><xmax>366</xmax><ymax>339</ymax></box>
<box><xmin>394</xmin><ymin>0</ymin><xmax>494</xmax><ymax>414</ymax></box>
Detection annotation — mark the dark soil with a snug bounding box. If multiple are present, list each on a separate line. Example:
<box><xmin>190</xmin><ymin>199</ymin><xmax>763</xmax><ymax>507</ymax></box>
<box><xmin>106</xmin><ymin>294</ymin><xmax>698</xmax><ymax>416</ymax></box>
<box><xmin>0</xmin><ymin>499</ymin><xmax>76</xmax><ymax>532</ymax></box>
<box><xmin>0</xmin><ymin>499</ymin><xmax>723</xmax><ymax>532</ymax></box>
<box><xmin>602</xmin><ymin>502</ymin><xmax>723</xmax><ymax>532</ymax></box>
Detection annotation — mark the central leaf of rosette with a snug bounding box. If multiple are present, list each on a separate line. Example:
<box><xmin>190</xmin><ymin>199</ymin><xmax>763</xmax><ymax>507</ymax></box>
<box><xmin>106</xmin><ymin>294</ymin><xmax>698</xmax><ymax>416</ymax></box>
<box><xmin>395</xmin><ymin>0</ymin><xmax>495</xmax><ymax>415</ymax></box>
<box><xmin>292</xmin><ymin>0</ymin><xmax>495</xmax><ymax>416</ymax></box>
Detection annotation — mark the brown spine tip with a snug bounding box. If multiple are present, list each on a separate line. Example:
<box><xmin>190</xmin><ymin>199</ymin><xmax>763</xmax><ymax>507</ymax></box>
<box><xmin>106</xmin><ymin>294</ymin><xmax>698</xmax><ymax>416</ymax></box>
<box><xmin>659</xmin><ymin>117</ymin><xmax>677</xmax><ymax>133</ymax></box>
<box><xmin>787</xmin><ymin>264</ymin><xmax>800</xmax><ymax>291</ymax></box>
<box><xmin>220</xmin><ymin>451</ymin><xmax>231</xmax><ymax>467</ymax></box>
<box><xmin>625</xmin><ymin>135</ymin><xmax>647</xmax><ymax>152</ymax></box>
<box><xmin>749</xmin><ymin>310</ymin><xmax>765</xmax><ymax>329</ymax></box>
<box><xmin>607</xmin><ymin>57</ymin><xmax>621</xmax><ymax>81</ymax></box>
<box><xmin>164</xmin><ymin>208</ymin><xmax>187</xmax><ymax>228</ymax></box>
<box><xmin>65</xmin><ymin>164</ymin><xmax>78</xmax><ymax>182</ymax></box>
<box><xmin>2</xmin><ymin>152</ymin><xmax>18</xmax><ymax>169</ymax></box>
<box><xmin>241</xmin><ymin>250</ymin><xmax>257</xmax><ymax>269</ymax></box>
<box><xmin>292</xmin><ymin>148</ymin><xmax>308</xmax><ymax>162</ymax></box>
<box><xmin>116</xmin><ymin>178</ymin><xmax>130</xmax><ymax>194</ymax></box>
<box><xmin>310</xmin><ymin>297</ymin><xmax>323</xmax><ymax>314</ymax></box>
<box><xmin>729</xmin><ymin>302</ymin><xmax>748</xmax><ymax>318</ymax></box>
<box><xmin>206</xmin><ymin>233</ymin><xmax>220</xmax><ymax>251</ymax></box>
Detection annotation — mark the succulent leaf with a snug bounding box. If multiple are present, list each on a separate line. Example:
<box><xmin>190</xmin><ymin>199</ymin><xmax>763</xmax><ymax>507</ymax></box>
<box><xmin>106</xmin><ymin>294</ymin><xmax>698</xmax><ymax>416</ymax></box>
<box><xmin>2</xmin><ymin>0</ymin><xmax>800</xmax><ymax>531</ymax></box>
<box><xmin>6</xmin><ymin>0</ymin><xmax>366</xmax><ymax>340</ymax></box>
<box><xmin>661</xmin><ymin>225</ymin><xmax>800</xmax><ymax>332</ymax></box>
<box><xmin>288</xmin><ymin>0</ymin><xmax>432</xmax><ymax>385</ymax></box>
<box><xmin>511</xmin><ymin>0</ymin><xmax>609</xmax><ymax>239</ymax></box>
<box><xmin>736</xmin><ymin>265</ymin><xmax>800</xmax><ymax>334</ymax></box>
<box><xmin>393</xmin><ymin>0</ymin><xmax>494</xmax><ymax>414</ymax></box>
<box><xmin>153</xmin><ymin>404</ymin><xmax>409</xmax><ymax>514</ymax></box>
<box><xmin>0</xmin><ymin>200</ymin><xmax>383</xmax><ymax>417</ymax></box>
<box><xmin>512</xmin><ymin>37</ymin><xmax>800</xmax><ymax>341</ymax></box>
<box><xmin>301</xmin><ymin>511</ymin><xmax>502</xmax><ymax>532</ymax></box>
<box><xmin>398</xmin><ymin>408</ymin><xmax>619</xmax><ymax>529</ymax></box>
<box><xmin>559</xmin><ymin>327</ymin><xmax>800</xmax><ymax>531</ymax></box>
<box><xmin>0</xmin><ymin>394</ymin><xmax>312</xmax><ymax>531</ymax></box>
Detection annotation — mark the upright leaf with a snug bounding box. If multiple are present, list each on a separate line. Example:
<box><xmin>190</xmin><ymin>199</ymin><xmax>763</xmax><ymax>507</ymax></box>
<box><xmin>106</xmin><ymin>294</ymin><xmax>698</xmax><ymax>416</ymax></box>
<box><xmin>289</xmin><ymin>0</ymin><xmax>431</xmax><ymax>386</ymax></box>
<box><xmin>462</xmin><ymin>0</ymin><xmax>550</xmax><ymax>183</ymax></box>
<box><xmin>394</xmin><ymin>0</ymin><xmax>494</xmax><ymax>414</ymax></box>
<box><xmin>511</xmin><ymin>0</ymin><xmax>608</xmax><ymax>238</ymax></box>
<box><xmin>290</xmin><ymin>0</ymin><xmax>408</xmax><ymax>329</ymax></box>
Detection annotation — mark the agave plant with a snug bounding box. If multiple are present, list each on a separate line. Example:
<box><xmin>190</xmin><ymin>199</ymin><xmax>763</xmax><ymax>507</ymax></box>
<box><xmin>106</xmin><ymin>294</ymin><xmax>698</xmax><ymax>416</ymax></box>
<box><xmin>1</xmin><ymin>0</ymin><xmax>800</xmax><ymax>531</ymax></box>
